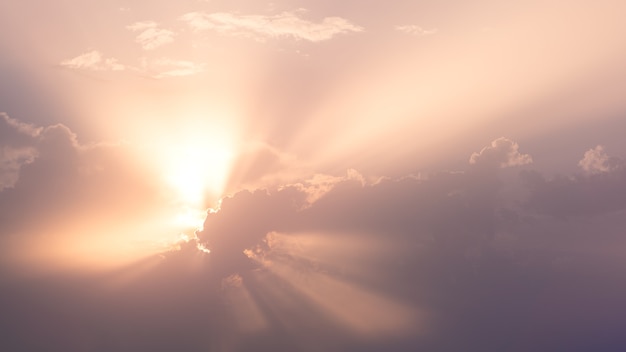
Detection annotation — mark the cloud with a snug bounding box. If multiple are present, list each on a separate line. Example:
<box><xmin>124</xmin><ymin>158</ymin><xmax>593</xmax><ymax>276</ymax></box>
<box><xmin>60</xmin><ymin>50</ymin><xmax>125</xmax><ymax>71</ymax></box>
<box><xmin>0</xmin><ymin>113</ymin><xmax>41</xmax><ymax>190</ymax></box>
<box><xmin>0</xmin><ymin>114</ymin><xmax>176</xmax><ymax>270</ymax></box>
<box><xmin>224</xmin><ymin>142</ymin><xmax>312</xmax><ymax>193</ymax></box>
<box><xmin>578</xmin><ymin>145</ymin><xmax>624</xmax><ymax>174</ymax></box>
<box><xmin>523</xmin><ymin>164</ymin><xmax>626</xmax><ymax>218</ymax></box>
<box><xmin>469</xmin><ymin>137</ymin><xmax>533</xmax><ymax>169</ymax></box>
<box><xmin>143</xmin><ymin>58</ymin><xmax>206</xmax><ymax>78</ymax></box>
<box><xmin>60</xmin><ymin>52</ymin><xmax>204</xmax><ymax>79</ymax></box>
<box><xmin>394</xmin><ymin>25</ymin><xmax>437</xmax><ymax>36</ymax></box>
<box><xmin>196</xmin><ymin>166</ymin><xmax>500</xmax><ymax>281</ymax></box>
<box><xmin>4</xmin><ymin>133</ymin><xmax>626</xmax><ymax>351</ymax></box>
<box><xmin>127</xmin><ymin>21</ymin><xmax>175</xmax><ymax>50</ymax></box>
<box><xmin>179</xmin><ymin>10</ymin><xmax>363</xmax><ymax>42</ymax></box>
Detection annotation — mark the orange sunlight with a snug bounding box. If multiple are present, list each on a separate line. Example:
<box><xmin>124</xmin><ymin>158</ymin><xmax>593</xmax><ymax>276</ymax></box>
<box><xmin>140</xmin><ymin>108</ymin><xmax>239</xmax><ymax>231</ymax></box>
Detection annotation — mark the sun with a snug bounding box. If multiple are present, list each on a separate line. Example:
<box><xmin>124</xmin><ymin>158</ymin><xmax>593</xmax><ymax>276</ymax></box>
<box><xmin>163</xmin><ymin>141</ymin><xmax>234</xmax><ymax>207</ymax></box>
<box><xmin>164</xmin><ymin>144</ymin><xmax>230</xmax><ymax>204</ymax></box>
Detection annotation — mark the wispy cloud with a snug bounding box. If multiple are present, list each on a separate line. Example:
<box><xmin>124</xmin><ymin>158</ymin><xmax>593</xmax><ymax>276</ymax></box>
<box><xmin>394</xmin><ymin>24</ymin><xmax>437</xmax><ymax>36</ymax></box>
<box><xmin>145</xmin><ymin>58</ymin><xmax>206</xmax><ymax>79</ymax></box>
<box><xmin>60</xmin><ymin>52</ymin><xmax>205</xmax><ymax>79</ymax></box>
<box><xmin>60</xmin><ymin>50</ymin><xmax>125</xmax><ymax>71</ymax></box>
<box><xmin>179</xmin><ymin>10</ymin><xmax>363</xmax><ymax>42</ymax></box>
<box><xmin>127</xmin><ymin>21</ymin><xmax>175</xmax><ymax>50</ymax></box>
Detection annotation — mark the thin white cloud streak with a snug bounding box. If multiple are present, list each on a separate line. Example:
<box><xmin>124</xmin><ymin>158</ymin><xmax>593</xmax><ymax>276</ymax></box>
<box><xmin>60</xmin><ymin>50</ymin><xmax>125</xmax><ymax>71</ymax></box>
<box><xmin>60</xmin><ymin>53</ymin><xmax>204</xmax><ymax>79</ymax></box>
<box><xmin>144</xmin><ymin>58</ymin><xmax>206</xmax><ymax>78</ymax></box>
<box><xmin>126</xmin><ymin>21</ymin><xmax>175</xmax><ymax>50</ymax></box>
<box><xmin>179</xmin><ymin>10</ymin><xmax>363</xmax><ymax>42</ymax></box>
<box><xmin>394</xmin><ymin>24</ymin><xmax>437</xmax><ymax>36</ymax></box>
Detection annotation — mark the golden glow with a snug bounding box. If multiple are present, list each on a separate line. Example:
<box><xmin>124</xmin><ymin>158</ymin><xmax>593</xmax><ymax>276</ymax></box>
<box><xmin>163</xmin><ymin>141</ymin><xmax>234</xmax><ymax>206</ymax></box>
<box><xmin>173</xmin><ymin>206</ymin><xmax>207</xmax><ymax>231</ymax></box>
<box><xmin>133</xmin><ymin>109</ymin><xmax>239</xmax><ymax>231</ymax></box>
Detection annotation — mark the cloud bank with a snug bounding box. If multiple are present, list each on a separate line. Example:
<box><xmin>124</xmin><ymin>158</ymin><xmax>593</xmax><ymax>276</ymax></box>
<box><xmin>3</xmin><ymin>135</ymin><xmax>626</xmax><ymax>351</ymax></box>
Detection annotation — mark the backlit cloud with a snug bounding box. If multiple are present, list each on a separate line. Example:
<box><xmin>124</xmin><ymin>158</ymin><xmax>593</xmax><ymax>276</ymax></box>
<box><xmin>179</xmin><ymin>10</ymin><xmax>363</xmax><ymax>42</ymax></box>
<box><xmin>5</xmin><ymin>0</ymin><xmax>626</xmax><ymax>349</ymax></box>
<box><xmin>0</xmin><ymin>114</ymin><xmax>190</xmax><ymax>270</ymax></box>
<box><xmin>578</xmin><ymin>145</ymin><xmax>623</xmax><ymax>174</ymax></box>
<box><xmin>127</xmin><ymin>21</ymin><xmax>175</xmax><ymax>50</ymax></box>
<box><xmin>470</xmin><ymin>137</ymin><xmax>533</xmax><ymax>169</ymax></box>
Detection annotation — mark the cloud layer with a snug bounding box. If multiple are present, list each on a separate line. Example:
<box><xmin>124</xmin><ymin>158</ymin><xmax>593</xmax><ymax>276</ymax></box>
<box><xmin>3</xmin><ymin>126</ymin><xmax>626</xmax><ymax>351</ymax></box>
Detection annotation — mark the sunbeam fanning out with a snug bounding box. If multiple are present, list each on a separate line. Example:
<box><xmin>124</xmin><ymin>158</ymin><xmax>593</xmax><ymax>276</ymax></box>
<box><xmin>3</xmin><ymin>1</ymin><xmax>626</xmax><ymax>351</ymax></box>
<box><xmin>237</xmin><ymin>231</ymin><xmax>423</xmax><ymax>339</ymax></box>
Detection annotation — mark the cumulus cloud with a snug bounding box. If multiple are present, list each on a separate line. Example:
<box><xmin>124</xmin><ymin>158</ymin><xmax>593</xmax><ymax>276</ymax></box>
<box><xmin>578</xmin><ymin>145</ymin><xmax>624</xmax><ymax>174</ymax></box>
<box><xmin>60</xmin><ymin>50</ymin><xmax>125</xmax><ymax>71</ymax></box>
<box><xmin>469</xmin><ymin>137</ymin><xmax>532</xmax><ymax>169</ymax></box>
<box><xmin>126</xmin><ymin>21</ymin><xmax>175</xmax><ymax>50</ymax></box>
<box><xmin>394</xmin><ymin>24</ymin><xmax>437</xmax><ymax>36</ymax></box>
<box><xmin>179</xmin><ymin>10</ymin><xmax>363</xmax><ymax>42</ymax></box>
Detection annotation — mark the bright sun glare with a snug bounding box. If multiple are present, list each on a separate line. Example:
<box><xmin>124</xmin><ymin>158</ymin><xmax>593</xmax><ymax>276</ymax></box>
<box><xmin>164</xmin><ymin>143</ymin><xmax>233</xmax><ymax>204</ymax></box>
<box><xmin>155</xmin><ymin>123</ymin><xmax>235</xmax><ymax>231</ymax></box>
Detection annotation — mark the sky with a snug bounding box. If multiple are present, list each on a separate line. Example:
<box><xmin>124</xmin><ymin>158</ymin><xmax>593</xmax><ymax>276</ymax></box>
<box><xmin>2</xmin><ymin>0</ymin><xmax>626</xmax><ymax>351</ymax></box>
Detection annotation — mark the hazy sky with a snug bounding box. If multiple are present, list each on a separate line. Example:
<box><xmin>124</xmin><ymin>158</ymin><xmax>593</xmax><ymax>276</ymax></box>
<box><xmin>2</xmin><ymin>1</ymin><xmax>626</xmax><ymax>351</ymax></box>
